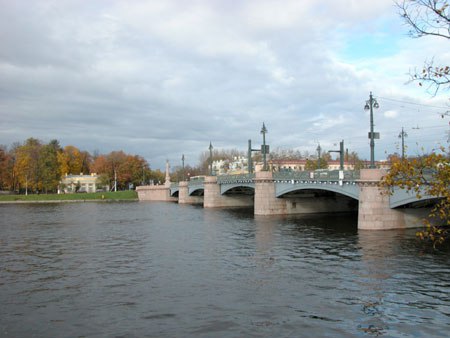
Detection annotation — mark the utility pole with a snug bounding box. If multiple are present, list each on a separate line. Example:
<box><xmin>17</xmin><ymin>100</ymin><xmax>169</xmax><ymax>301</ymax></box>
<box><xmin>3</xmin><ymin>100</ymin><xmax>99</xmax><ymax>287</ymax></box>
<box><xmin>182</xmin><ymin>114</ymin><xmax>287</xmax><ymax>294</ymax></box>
<box><xmin>398</xmin><ymin>127</ymin><xmax>408</xmax><ymax>160</ymax></box>
<box><xmin>328</xmin><ymin>140</ymin><xmax>345</xmax><ymax>170</ymax></box>
<box><xmin>364</xmin><ymin>92</ymin><xmax>380</xmax><ymax>168</ymax></box>
<box><xmin>247</xmin><ymin>139</ymin><xmax>261</xmax><ymax>174</ymax></box>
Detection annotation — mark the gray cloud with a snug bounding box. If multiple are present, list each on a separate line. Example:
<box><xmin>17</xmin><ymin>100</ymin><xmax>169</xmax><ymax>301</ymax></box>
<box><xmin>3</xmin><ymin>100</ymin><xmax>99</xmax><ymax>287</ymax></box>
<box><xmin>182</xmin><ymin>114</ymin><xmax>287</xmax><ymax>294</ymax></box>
<box><xmin>1</xmin><ymin>0</ymin><xmax>448</xmax><ymax>169</ymax></box>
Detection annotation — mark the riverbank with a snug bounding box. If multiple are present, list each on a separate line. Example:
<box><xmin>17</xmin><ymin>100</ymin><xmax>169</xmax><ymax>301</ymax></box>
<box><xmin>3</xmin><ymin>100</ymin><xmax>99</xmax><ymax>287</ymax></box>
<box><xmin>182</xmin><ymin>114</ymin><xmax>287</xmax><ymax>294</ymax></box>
<box><xmin>0</xmin><ymin>191</ymin><xmax>138</xmax><ymax>203</ymax></box>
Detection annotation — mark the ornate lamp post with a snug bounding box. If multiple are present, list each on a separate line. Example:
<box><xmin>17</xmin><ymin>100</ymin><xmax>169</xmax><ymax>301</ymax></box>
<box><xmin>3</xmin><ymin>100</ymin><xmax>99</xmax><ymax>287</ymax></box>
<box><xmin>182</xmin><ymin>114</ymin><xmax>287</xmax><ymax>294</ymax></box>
<box><xmin>209</xmin><ymin>142</ymin><xmax>213</xmax><ymax>176</ymax></box>
<box><xmin>398</xmin><ymin>127</ymin><xmax>408</xmax><ymax>161</ymax></box>
<box><xmin>364</xmin><ymin>92</ymin><xmax>379</xmax><ymax>169</ymax></box>
<box><xmin>316</xmin><ymin>143</ymin><xmax>322</xmax><ymax>169</ymax></box>
<box><xmin>260</xmin><ymin>123</ymin><xmax>268</xmax><ymax>171</ymax></box>
<box><xmin>181</xmin><ymin>154</ymin><xmax>185</xmax><ymax>180</ymax></box>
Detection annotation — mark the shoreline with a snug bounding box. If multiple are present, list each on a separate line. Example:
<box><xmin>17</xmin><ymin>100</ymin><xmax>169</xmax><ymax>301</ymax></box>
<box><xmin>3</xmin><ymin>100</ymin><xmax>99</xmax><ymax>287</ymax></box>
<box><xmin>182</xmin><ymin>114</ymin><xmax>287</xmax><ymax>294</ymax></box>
<box><xmin>0</xmin><ymin>199</ymin><xmax>138</xmax><ymax>204</ymax></box>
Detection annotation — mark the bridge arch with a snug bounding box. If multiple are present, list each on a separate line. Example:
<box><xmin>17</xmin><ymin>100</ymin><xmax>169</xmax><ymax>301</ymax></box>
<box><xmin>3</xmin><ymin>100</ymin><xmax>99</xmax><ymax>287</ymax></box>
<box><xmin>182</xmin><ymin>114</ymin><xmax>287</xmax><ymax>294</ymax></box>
<box><xmin>390</xmin><ymin>187</ymin><xmax>439</xmax><ymax>208</ymax></box>
<box><xmin>276</xmin><ymin>182</ymin><xmax>359</xmax><ymax>200</ymax></box>
<box><xmin>189</xmin><ymin>187</ymin><xmax>204</xmax><ymax>196</ymax></box>
<box><xmin>221</xmin><ymin>183</ymin><xmax>255</xmax><ymax>195</ymax></box>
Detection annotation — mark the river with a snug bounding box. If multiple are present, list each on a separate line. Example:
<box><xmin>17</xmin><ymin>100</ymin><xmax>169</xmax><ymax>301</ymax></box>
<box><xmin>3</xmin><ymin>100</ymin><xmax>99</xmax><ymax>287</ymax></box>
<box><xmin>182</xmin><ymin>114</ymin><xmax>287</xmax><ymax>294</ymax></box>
<box><xmin>0</xmin><ymin>202</ymin><xmax>449</xmax><ymax>337</ymax></box>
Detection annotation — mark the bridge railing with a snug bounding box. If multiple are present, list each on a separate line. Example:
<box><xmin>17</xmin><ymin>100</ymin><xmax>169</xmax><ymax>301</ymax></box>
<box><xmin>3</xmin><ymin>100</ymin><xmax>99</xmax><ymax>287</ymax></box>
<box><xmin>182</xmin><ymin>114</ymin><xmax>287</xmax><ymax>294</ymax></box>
<box><xmin>217</xmin><ymin>173</ymin><xmax>255</xmax><ymax>184</ymax></box>
<box><xmin>273</xmin><ymin>170</ymin><xmax>360</xmax><ymax>182</ymax></box>
<box><xmin>188</xmin><ymin>176</ymin><xmax>205</xmax><ymax>189</ymax></box>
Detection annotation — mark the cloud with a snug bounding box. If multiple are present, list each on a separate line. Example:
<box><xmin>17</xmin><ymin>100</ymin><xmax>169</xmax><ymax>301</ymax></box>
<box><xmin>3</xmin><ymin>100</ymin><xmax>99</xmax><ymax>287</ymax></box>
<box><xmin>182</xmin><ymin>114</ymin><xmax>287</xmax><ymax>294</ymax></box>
<box><xmin>384</xmin><ymin>110</ymin><xmax>399</xmax><ymax>118</ymax></box>
<box><xmin>0</xmin><ymin>0</ymin><xmax>448</xmax><ymax>169</ymax></box>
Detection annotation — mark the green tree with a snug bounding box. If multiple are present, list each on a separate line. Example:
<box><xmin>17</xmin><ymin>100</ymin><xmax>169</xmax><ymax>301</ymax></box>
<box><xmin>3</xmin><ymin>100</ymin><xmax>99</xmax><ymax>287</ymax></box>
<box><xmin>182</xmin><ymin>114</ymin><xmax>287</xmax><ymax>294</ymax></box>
<box><xmin>39</xmin><ymin>140</ymin><xmax>62</xmax><ymax>193</ymax></box>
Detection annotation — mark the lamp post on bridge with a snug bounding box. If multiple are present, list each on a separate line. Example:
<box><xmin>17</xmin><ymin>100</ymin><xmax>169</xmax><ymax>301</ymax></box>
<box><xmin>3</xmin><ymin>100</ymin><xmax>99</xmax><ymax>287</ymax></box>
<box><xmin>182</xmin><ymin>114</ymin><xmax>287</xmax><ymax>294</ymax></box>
<box><xmin>209</xmin><ymin>142</ymin><xmax>214</xmax><ymax>176</ymax></box>
<box><xmin>316</xmin><ymin>143</ymin><xmax>322</xmax><ymax>169</ymax></box>
<box><xmin>260</xmin><ymin>122</ymin><xmax>268</xmax><ymax>171</ymax></box>
<box><xmin>181</xmin><ymin>154</ymin><xmax>185</xmax><ymax>181</ymax></box>
<box><xmin>398</xmin><ymin>127</ymin><xmax>408</xmax><ymax>161</ymax></box>
<box><xmin>364</xmin><ymin>92</ymin><xmax>380</xmax><ymax>169</ymax></box>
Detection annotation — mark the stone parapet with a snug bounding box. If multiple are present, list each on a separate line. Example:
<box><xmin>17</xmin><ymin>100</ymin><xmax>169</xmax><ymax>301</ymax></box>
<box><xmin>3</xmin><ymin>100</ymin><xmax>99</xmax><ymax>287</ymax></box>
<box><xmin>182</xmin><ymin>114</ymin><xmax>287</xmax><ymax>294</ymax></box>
<box><xmin>136</xmin><ymin>185</ymin><xmax>177</xmax><ymax>202</ymax></box>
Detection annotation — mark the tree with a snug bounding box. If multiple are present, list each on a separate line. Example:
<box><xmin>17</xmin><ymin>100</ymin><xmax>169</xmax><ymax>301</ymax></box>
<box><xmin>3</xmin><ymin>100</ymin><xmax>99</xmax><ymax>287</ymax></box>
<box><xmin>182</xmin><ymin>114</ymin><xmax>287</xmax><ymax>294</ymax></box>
<box><xmin>39</xmin><ymin>140</ymin><xmax>62</xmax><ymax>193</ymax></box>
<box><xmin>304</xmin><ymin>156</ymin><xmax>328</xmax><ymax>170</ymax></box>
<box><xmin>397</xmin><ymin>0</ymin><xmax>450</xmax><ymax>95</ymax></box>
<box><xmin>381</xmin><ymin>148</ymin><xmax>450</xmax><ymax>247</ymax></box>
<box><xmin>0</xmin><ymin>145</ymin><xmax>11</xmax><ymax>190</ymax></box>
<box><xmin>347</xmin><ymin>151</ymin><xmax>366</xmax><ymax>170</ymax></box>
<box><xmin>58</xmin><ymin>145</ymin><xmax>86</xmax><ymax>176</ymax></box>
<box><xmin>383</xmin><ymin>1</ymin><xmax>450</xmax><ymax>247</ymax></box>
<box><xmin>14</xmin><ymin>138</ymin><xmax>42</xmax><ymax>193</ymax></box>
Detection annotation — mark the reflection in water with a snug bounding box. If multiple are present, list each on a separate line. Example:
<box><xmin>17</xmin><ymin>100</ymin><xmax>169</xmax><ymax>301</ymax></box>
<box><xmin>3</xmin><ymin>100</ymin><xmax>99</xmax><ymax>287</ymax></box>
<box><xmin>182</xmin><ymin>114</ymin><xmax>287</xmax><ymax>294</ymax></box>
<box><xmin>0</xmin><ymin>203</ymin><xmax>449</xmax><ymax>337</ymax></box>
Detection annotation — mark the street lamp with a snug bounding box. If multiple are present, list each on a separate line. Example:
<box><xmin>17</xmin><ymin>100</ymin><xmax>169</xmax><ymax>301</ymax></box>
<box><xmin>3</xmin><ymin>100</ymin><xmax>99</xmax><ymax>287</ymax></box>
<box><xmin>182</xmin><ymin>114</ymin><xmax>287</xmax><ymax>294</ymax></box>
<box><xmin>260</xmin><ymin>122</ymin><xmax>268</xmax><ymax>171</ymax></box>
<box><xmin>316</xmin><ymin>143</ymin><xmax>322</xmax><ymax>169</ymax></box>
<box><xmin>181</xmin><ymin>154</ymin><xmax>185</xmax><ymax>180</ymax></box>
<box><xmin>209</xmin><ymin>142</ymin><xmax>213</xmax><ymax>176</ymax></box>
<box><xmin>364</xmin><ymin>92</ymin><xmax>379</xmax><ymax>168</ymax></box>
<box><xmin>398</xmin><ymin>127</ymin><xmax>408</xmax><ymax>161</ymax></box>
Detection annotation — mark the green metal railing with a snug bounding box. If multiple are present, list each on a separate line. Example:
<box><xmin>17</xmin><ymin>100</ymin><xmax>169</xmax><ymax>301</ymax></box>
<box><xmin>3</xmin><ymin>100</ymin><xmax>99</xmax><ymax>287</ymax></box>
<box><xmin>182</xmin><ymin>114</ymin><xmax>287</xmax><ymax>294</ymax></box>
<box><xmin>273</xmin><ymin>170</ymin><xmax>360</xmax><ymax>182</ymax></box>
<box><xmin>172</xmin><ymin>171</ymin><xmax>360</xmax><ymax>189</ymax></box>
<box><xmin>217</xmin><ymin>174</ymin><xmax>255</xmax><ymax>184</ymax></box>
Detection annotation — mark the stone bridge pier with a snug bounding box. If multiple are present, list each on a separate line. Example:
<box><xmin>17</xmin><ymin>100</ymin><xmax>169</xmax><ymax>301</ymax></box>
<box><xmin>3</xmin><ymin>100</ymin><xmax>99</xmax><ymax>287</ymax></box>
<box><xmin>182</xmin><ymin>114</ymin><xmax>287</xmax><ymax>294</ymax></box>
<box><xmin>204</xmin><ymin>176</ymin><xmax>253</xmax><ymax>208</ymax></box>
<box><xmin>254</xmin><ymin>171</ymin><xmax>287</xmax><ymax>215</ymax></box>
<box><xmin>178</xmin><ymin>181</ymin><xmax>203</xmax><ymax>205</ymax></box>
<box><xmin>357</xmin><ymin>169</ymin><xmax>409</xmax><ymax>230</ymax></box>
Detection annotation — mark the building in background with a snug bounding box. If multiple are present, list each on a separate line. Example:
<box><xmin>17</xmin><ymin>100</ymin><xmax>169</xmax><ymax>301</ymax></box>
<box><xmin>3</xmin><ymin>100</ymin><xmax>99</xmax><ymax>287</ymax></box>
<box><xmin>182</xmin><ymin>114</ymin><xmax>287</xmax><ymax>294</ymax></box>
<box><xmin>59</xmin><ymin>173</ymin><xmax>100</xmax><ymax>193</ymax></box>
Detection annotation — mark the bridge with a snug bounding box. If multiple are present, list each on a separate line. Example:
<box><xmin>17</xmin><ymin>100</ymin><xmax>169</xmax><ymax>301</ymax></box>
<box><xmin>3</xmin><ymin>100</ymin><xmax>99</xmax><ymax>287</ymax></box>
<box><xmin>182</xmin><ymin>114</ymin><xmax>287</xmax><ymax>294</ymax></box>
<box><xmin>137</xmin><ymin>169</ymin><xmax>436</xmax><ymax>230</ymax></box>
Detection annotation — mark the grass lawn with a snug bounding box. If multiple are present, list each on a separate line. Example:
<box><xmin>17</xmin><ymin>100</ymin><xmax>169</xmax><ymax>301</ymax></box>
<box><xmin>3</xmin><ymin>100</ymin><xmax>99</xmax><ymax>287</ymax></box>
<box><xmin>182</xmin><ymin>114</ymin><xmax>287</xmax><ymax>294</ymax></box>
<box><xmin>0</xmin><ymin>190</ymin><xmax>138</xmax><ymax>202</ymax></box>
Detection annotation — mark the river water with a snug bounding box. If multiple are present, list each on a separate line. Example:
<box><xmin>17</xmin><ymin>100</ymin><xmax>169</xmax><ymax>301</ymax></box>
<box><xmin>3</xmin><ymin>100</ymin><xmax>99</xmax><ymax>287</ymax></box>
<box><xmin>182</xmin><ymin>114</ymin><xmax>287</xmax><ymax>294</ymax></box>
<box><xmin>0</xmin><ymin>202</ymin><xmax>449</xmax><ymax>337</ymax></box>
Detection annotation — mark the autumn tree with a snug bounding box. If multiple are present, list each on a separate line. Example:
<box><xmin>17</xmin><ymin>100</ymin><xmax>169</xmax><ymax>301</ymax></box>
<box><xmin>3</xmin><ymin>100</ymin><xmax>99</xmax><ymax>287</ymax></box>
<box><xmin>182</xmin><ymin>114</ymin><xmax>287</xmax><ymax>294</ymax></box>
<box><xmin>0</xmin><ymin>145</ymin><xmax>11</xmax><ymax>190</ymax></box>
<box><xmin>381</xmin><ymin>149</ymin><xmax>450</xmax><ymax>247</ymax></box>
<box><xmin>58</xmin><ymin>145</ymin><xmax>89</xmax><ymax>176</ymax></box>
<box><xmin>91</xmin><ymin>150</ymin><xmax>154</xmax><ymax>190</ymax></box>
<box><xmin>14</xmin><ymin>138</ymin><xmax>42</xmax><ymax>193</ymax></box>
<box><xmin>382</xmin><ymin>1</ymin><xmax>450</xmax><ymax>247</ymax></box>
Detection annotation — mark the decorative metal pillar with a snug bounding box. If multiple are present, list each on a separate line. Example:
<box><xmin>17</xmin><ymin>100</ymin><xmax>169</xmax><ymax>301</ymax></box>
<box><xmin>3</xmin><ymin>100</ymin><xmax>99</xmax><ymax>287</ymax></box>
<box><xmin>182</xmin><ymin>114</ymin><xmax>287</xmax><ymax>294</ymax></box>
<box><xmin>209</xmin><ymin>142</ymin><xmax>213</xmax><ymax>176</ymax></box>
<box><xmin>364</xmin><ymin>92</ymin><xmax>379</xmax><ymax>168</ymax></box>
<box><xmin>316</xmin><ymin>143</ymin><xmax>322</xmax><ymax>169</ymax></box>
<box><xmin>398</xmin><ymin>127</ymin><xmax>408</xmax><ymax>160</ymax></box>
<box><xmin>260</xmin><ymin>123</ymin><xmax>268</xmax><ymax>171</ymax></box>
<box><xmin>181</xmin><ymin>154</ymin><xmax>185</xmax><ymax>180</ymax></box>
<box><xmin>248</xmin><ymin>139</ymin><xmax>253</xmax><ymax>174</ymax></box>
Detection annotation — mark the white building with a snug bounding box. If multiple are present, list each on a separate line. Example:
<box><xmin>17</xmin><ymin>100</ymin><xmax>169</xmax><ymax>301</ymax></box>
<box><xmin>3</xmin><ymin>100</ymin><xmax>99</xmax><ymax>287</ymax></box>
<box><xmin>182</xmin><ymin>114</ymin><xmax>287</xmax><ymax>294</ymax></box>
<box><xmin>60</xmin><ymin>173</ymin><xmax>100</xmax><ymax>193</ymax></box>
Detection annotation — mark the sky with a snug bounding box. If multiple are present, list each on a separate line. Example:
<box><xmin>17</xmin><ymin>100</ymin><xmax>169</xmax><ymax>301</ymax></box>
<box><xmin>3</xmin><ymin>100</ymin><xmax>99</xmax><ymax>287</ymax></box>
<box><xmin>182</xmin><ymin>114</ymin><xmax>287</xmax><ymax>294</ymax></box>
<box><xmin>1</xmin><ymin>0</ymin><xmax>449</xmax><ymax>170</ymax></box>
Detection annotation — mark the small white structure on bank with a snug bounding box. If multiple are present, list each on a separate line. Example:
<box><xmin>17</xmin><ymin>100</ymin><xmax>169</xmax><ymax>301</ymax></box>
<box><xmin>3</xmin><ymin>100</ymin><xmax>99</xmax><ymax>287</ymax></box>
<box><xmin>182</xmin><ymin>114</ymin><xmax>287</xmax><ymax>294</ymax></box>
<box><xmin>59</xmin><ymin>173</ymin><xmax>100</xmax><ymax>193</ymax></box>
